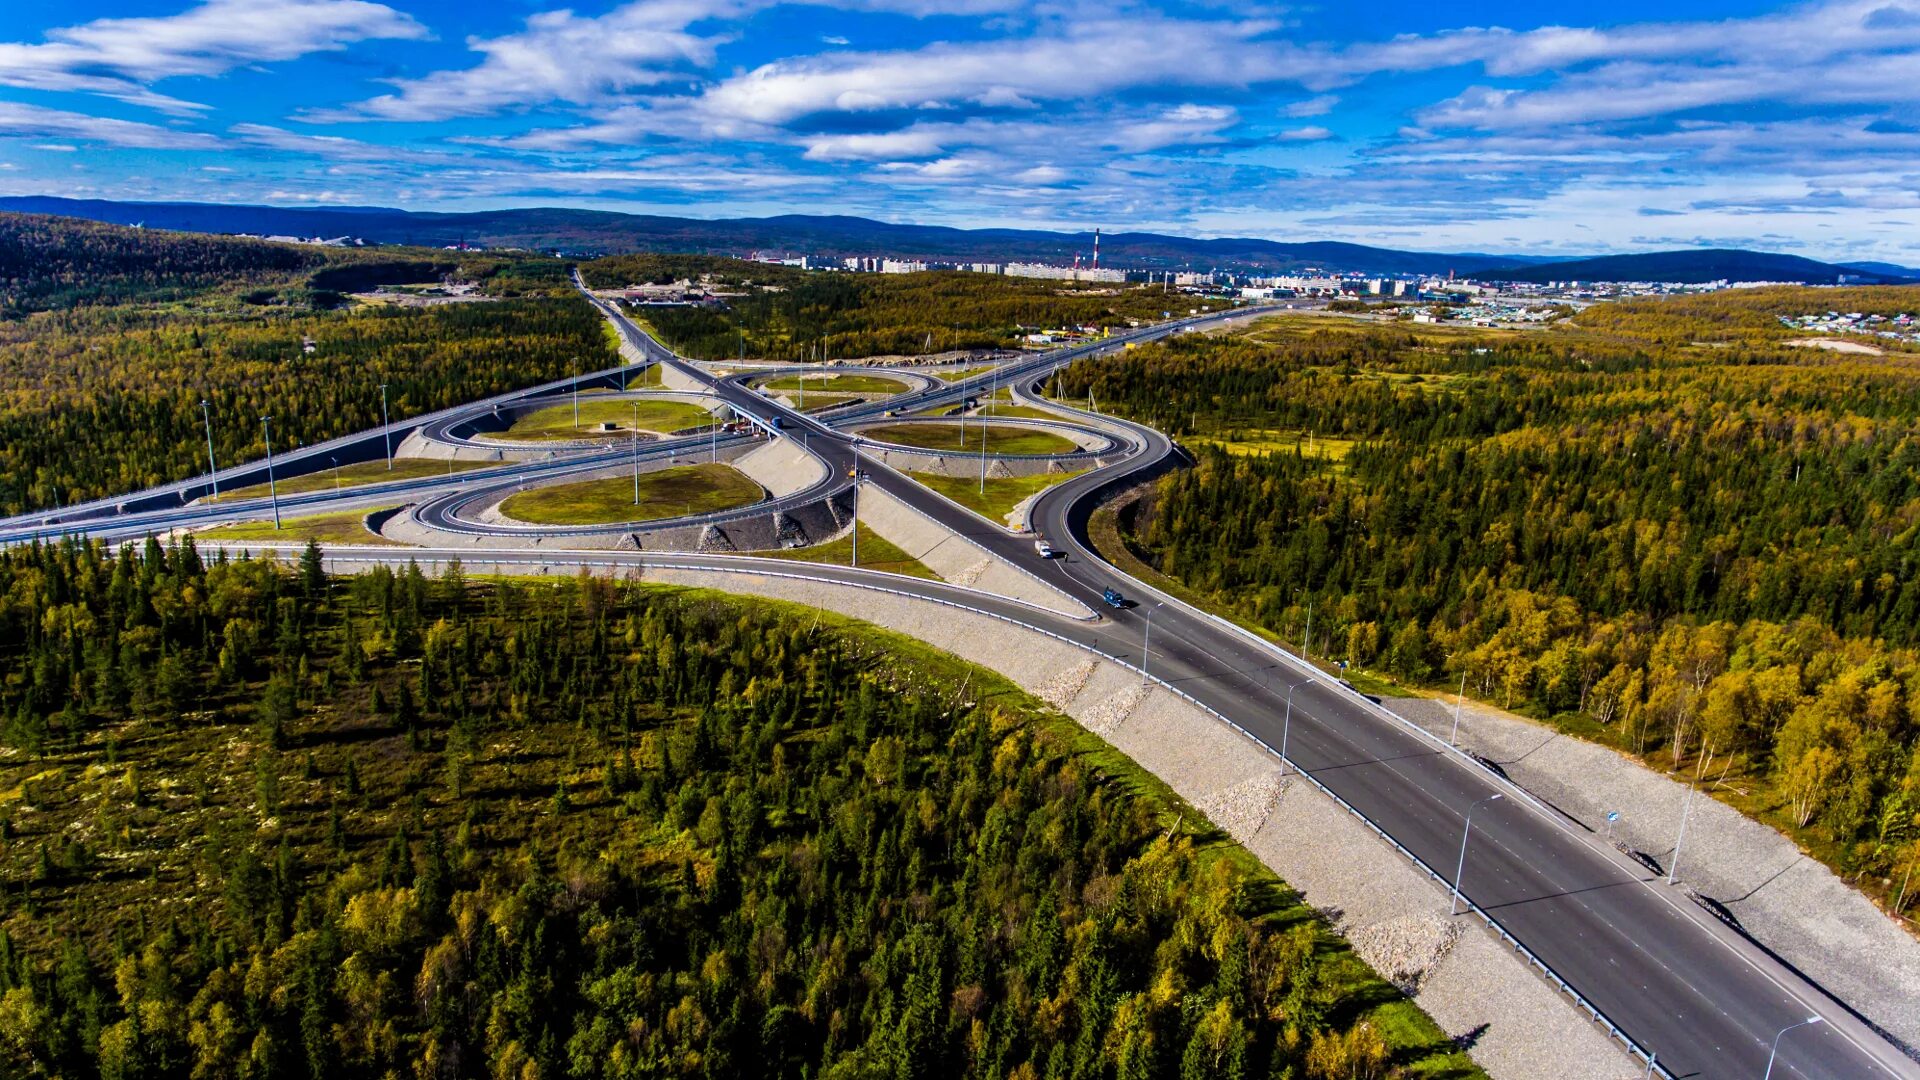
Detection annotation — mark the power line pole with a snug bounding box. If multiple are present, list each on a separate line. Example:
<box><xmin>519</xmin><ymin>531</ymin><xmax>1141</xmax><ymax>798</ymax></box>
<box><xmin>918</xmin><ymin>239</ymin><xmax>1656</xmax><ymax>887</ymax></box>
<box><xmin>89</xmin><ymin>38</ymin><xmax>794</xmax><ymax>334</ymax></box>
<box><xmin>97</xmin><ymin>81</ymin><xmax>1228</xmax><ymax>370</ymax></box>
<box><xmin>260</xmin><ymin>415</ymin><xmax>282</xmax><ymax>530</ymax></box>
<box><xmin>199</xmin><ymin>399</ymin><xmax>219</xmax><ymax>500</ymax></box>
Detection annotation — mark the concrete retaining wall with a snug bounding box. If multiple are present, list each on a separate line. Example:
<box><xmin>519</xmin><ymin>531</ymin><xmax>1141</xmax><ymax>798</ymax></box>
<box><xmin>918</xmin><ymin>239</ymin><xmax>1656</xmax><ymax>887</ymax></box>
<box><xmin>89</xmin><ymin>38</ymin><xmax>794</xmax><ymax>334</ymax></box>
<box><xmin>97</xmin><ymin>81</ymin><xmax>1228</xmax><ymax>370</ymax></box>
<box><xmin>732</xmin><ymin>437</ymin><xmax>827</xmax><ymax>498</ymax></box>
<box><xmin>853</xmin><ymin>482</ymin><xmax>1087</xmax><ymax>618</ymax></box>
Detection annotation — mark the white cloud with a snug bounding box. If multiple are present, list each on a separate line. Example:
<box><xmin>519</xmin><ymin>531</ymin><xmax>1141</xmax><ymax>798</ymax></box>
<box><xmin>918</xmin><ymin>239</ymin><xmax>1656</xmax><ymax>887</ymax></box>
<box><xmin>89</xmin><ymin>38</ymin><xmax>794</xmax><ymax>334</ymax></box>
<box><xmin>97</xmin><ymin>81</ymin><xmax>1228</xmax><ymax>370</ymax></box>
<box><xmin>319</xmin><ymin>0</ymin><xmax>746</xmax><ymax>122</ymax></box>
<box><xmin>0</xmin><ymin>102</ymin><xmax>223</xmax><ymax>149</ymax></box>
<box><xmin>0</xmin><ymin>0</ymin><xmax>426</xmax><ymax>114</ymax></box>
<box><xmin>1282</xmin><ymin>94</ymin><xmax>1338</xmax><ymax>118</ymax></box>
<box><xmin>1277</xmin><ymin>125</ymin><xmax>1332</xmax><ymax>142</ymax></box>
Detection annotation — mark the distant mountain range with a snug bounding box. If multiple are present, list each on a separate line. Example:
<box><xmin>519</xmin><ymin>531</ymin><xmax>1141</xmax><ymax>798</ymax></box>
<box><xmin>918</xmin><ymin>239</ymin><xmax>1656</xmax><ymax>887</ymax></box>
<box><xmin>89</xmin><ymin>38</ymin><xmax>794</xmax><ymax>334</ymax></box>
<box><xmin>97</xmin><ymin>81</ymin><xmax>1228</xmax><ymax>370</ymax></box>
<box><xmin>1483</xmin><ymin>248</ymin><xmax>1913</xmax><ymax>286</ymax></box>
<box><xmin>1</xmin><ymin>196</ymin><xmax>1912</xmax><ymax>286</ymax></box>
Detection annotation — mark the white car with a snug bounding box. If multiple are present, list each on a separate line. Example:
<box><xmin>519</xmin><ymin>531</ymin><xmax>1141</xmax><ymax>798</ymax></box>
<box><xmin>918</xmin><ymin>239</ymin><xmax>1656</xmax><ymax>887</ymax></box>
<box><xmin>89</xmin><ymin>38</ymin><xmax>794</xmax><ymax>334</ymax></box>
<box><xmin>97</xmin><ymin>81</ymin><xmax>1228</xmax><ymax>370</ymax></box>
<box><xmin>1034</xmin><ymin>540</ymin><xmax>1056</xmax><ymax>559</ymax></box>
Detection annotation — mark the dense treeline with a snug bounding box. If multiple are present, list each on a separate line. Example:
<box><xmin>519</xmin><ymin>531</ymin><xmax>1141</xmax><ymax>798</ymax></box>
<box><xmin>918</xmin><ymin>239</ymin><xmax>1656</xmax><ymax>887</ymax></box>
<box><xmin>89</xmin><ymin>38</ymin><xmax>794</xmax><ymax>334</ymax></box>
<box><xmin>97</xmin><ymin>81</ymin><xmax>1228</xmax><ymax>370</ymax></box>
<box><xmin>587</xmin><ymin>256</ymin><xmax>1189</xmax><ymax>361</ymax></box>
<box><xmin>0</xmin><ymin>214</ymin><xmax>326</xmax><ymax>317</ymax></box>
<box><xmin>0</xmin><ymin>298</ymin><xmax>614</xmax><ymax>514</ymax></box>
<box><xmin>0</xmin><ymin>541</ymin><xmax>1467</xmax><ymax>1079</ymax></box>
<box><xmin>1063</xmin><ymin>313</ymin><xmax>1920</xmax><ymax>908</ymax></box>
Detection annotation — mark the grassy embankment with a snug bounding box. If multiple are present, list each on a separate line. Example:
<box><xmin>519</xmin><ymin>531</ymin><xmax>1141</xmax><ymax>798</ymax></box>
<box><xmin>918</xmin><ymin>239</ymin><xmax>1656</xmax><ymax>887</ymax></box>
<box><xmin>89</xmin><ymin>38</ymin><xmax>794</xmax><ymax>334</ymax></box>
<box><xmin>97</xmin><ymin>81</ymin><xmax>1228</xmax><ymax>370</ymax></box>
<box><xmin>216</xmin><ymin>458</ymin><xmax>495</xmax><ymax>500</ymax></box>
<box><xmin>495</xmin><ymin>399</ymin><xmax>714</xmax><ymax>440</ymax></box>
<box><xmin>755</xmin><ymin>523</ymin><xmax>937</xmax><ymax>579</ymax></box>
<box><xmin>909</xmin><ymin>470</ymin><xmax>1086</xmax><ymax>525</ymax></box>
<box><xmin>498</xmin><ymin>462</ymin><xmax>761</xmax><ymax>525</ymax></box>
<box><xmin>198</xmin><ymin>507</ymin><xmax>402</xmax><ymax>546</ymax></box>
<box><xmin>860</xmin><ymin>422</ymin><xmax>1078</xmax><ymax>456</ymax></box>
<box><xmin>755</xmin><ymin>373</ymin><xmax>909</xmax><ymax>394</ymax></box>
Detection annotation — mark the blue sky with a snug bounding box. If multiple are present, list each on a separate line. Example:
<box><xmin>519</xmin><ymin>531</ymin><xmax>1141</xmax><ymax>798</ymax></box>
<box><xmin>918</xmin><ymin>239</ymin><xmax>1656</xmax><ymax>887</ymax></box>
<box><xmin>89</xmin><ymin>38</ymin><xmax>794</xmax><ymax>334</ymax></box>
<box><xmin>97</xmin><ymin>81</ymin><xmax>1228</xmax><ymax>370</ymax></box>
<box><xmin>2</xmin><ymin>0</ymin><xmax>1918</xmax><ymax>261</ymax></box>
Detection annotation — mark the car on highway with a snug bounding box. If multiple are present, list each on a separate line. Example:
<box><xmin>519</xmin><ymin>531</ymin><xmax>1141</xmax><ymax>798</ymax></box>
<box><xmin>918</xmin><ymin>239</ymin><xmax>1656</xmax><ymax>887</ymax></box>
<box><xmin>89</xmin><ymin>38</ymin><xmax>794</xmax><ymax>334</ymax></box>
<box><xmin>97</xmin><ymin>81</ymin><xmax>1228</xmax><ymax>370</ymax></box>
<box><xmin>1034</xmin><ymin>539</ymin><xmax>1055</xmax><ymax>558</ymax></box>
<box><xmin>1101</xmin><ymin>587</ymin><xmax>1125</xmax><ymax>608</ymax></box>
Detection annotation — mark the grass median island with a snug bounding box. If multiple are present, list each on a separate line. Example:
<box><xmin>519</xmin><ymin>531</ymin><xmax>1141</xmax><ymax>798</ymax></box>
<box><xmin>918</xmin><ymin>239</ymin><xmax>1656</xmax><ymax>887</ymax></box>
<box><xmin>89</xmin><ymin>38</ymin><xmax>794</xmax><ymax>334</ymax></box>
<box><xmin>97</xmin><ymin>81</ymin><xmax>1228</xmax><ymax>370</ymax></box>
<box><xmin>755</xmin><ymin>522</ymin><xmax>937</xmax><ymax>578</ymax></box>
<box><xmin>975</xmin><ymin>403</ymin><xmax>1060</xmax><ymax>421</ymax></box>
<box><xmin>198</xmin><ymin>506</ymin><xmax>400</xmax><ymax>545</ymax></box>
<box><xmin>498</xmin><ymin>462</ymin><xmax>761</xmax><ymax>525</ymax></box>
<box><xmin>934</xmin><ymin>364</ymin><xmax>999</xmax><ymax>381</ymax></box>
<box><xmin>495</xmin><ymin>398</ymin><xmax>714</xmax><ymax>440</ymax></box>
<box><xmin>860</xmin><ymin>421</ymin><xmax>1080</xmax><ymax>455</ymax></box>
<box><xmin>909</xmin><ymin>469</ymin><xmax>1086</xmax><ymax>524</ymax></box>
<box><xmin>216</xmin><ymin>458</ymin><xmax>494</xmax><ymax>500</ymax></box>
<box><xmin>756</xmin><ymin>372</ymin><xmax>909</xmax><ymax>394</ymax></box>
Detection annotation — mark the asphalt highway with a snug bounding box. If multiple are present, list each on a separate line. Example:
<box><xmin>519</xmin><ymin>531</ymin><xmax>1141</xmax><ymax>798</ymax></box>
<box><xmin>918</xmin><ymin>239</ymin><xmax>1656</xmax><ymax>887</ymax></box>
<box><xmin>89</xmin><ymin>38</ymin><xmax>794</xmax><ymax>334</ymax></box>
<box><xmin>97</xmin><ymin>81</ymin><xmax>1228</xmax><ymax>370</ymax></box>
<box><xmin>5</xmin><ymin>281</ymin><xmax>1911</xmax><ymax>1078</ymax></box>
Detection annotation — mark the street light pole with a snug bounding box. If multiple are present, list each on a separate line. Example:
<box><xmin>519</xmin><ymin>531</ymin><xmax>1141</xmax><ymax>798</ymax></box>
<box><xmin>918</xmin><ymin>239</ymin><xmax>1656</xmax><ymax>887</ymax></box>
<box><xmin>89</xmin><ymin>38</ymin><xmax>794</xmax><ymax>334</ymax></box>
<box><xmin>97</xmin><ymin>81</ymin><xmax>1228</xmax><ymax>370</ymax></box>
<box><xmin>1451</xmin><ymin>669</ymin><xmax>1468</xmax><ymax>746</ymax></box>
<box><xmin>1668</xmin><ymin>780</ymin><xmax>1697</xmax><ymax>885</ymax></box>
<box><xmin>572</xmin><ymin>357</ymin><xmax>580</xmax><ymax>430</ymax></box>
<box><xmin>631</xmin><ymin>402</ymin><xmax>641</xmax><ymax>505</ymax></box>
<box><xmin>330</xmin><ymin>456</ymin><xmax>341</xmax><ymax>491</ymax></box>
<box><xmin>1302</xmin><ymin>598</ymin><xmax>1313</xmax><ymax>664</ymax></box>
<box><xmin>1450</xmin><ymin>793</ymin><xmax>1504</xmax><ymax>915</ymax></box>
<box><xmin>1140</xmin><ymin>602</ymin><xmax>1164</xmax><ymax>683</ymax></box>
<box><xmin>260</xmin><ymin>415</ymin><xmax>282</xmax><ymax>530</ymax></box>
<box><xmin>1282</xmin><ymin>680</ymin><xmax>1305</xmax><ymax>775</ymax></box>
<box><xmin>199</xmin><ymin>399</ymin><xmax>219</xmax><ymax>500</ymax></box>
<box><xmin>379</xmin><ymin>383</ymin><xmax>392</xmax><ymax>471</ymax></box>
<box><xmin>1762</xmin><ymin>1017</ymin><xmax>1823</xmax><ymax>1080</ymax></box>
<box><xmin>850</xmin><ymin>474</ymin><xmax>863</xmax><ymax>567</ymax></box>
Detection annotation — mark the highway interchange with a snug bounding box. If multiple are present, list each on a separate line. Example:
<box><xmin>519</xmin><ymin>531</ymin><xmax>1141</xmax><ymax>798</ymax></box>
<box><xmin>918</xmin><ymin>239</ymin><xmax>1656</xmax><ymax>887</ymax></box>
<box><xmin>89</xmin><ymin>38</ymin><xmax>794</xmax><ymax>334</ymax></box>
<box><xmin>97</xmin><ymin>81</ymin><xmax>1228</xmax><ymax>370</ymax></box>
<box><xmin>1</xmin><ymin>282</ymin><xmax>1913</xmax><ymax>1080</ymax></box>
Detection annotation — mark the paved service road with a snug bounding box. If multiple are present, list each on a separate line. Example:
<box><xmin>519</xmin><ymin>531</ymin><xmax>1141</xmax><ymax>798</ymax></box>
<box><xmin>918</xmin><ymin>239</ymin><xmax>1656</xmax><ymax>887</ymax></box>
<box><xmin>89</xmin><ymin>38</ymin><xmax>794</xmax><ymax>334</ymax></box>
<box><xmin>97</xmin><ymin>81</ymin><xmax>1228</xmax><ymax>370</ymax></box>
<box><xmin>8</xmin><ymin>281</ymin><xmax>1914</xmax><ymax>1080</ymax></box>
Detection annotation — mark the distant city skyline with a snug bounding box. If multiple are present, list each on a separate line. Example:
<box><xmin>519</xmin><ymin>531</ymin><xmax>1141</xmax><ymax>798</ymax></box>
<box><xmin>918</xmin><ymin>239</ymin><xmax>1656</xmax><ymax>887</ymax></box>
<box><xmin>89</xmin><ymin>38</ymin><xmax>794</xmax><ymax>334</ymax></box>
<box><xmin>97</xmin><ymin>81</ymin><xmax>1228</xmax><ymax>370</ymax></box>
<box><xmin>1</xmin><ymin>0</ymin><xmax>1918</xmax><ymax>263</ymax></box>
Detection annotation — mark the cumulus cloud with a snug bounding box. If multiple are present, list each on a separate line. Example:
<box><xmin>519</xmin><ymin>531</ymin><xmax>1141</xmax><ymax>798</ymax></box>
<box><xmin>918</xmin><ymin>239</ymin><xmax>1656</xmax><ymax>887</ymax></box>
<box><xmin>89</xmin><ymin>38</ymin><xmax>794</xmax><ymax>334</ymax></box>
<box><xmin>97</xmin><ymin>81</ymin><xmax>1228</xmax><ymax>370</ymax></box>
<box><xmin>0</xmin><ymin>0</ymin><xmax>426</xmax><ymax>114</ymax></box>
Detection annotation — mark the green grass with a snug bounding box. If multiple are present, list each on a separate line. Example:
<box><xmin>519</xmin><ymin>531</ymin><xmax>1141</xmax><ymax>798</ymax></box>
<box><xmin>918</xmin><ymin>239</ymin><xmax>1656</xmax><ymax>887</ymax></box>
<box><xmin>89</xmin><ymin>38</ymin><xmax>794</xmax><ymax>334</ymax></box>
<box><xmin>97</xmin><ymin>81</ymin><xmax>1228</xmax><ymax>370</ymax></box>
<box><xmin>216</xmin><ymin>458</ymin><xmax>494</xmax><ymax>500</ymax></box>
<box><xmin>198</xmin><ymin>507</ymin><xmax>399</xmax><ymax>545</ymax></box>
<box><xmin>623</xmin><ymin>362</ymin><xmax>664</xmax><ymax>388</ymax></box>
<box><xmin>496</xmin><ymin>398</ymin><xmax>714</xmax><ymax>441</ymax></box>
<box><xmin>498</xmin><ymin>463</ymin><xmax>761</xmax><ymax>525</ymax></box>
<box><xmin>860</xmin><ymin>422</ymin><xmax>1079</xmax><ymax>456</ymax></box>
<box><xmin>907</xmin><ymin>469</ymin><xmax>1084</xmax><ymax>524</ymax></box>
<box><xmin>756</xmin><ymin>372</ymin><xmax>909</xmax><ymax>394</ymax></box>
<box><xmin>975</xmin><ymin>403</ymin><xmax>1059</xmax><ymax>421</ymax></box>
<box><xmin>755</xmin><ymin>523</ymin><xmax>937</xmax><ymax>579</ymax></box>
<box><xmin>934</xmin><ymin>365</ymin><xmax>998</xmax><ymax>381</ymax></box>
<box><xmin>798</xmin><ymin>394</ymin><xmax>860</xmax><ymax>412</ymax></box>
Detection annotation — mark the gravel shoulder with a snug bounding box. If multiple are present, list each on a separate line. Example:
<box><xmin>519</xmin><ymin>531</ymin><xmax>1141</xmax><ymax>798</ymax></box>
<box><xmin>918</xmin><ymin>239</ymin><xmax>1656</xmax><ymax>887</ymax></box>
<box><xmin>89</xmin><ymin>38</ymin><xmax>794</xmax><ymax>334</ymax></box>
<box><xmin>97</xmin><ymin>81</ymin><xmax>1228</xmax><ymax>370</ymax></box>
<box><xmin>1384</xmin><ymin>695</ymin><xmax>1920</xmax><ymax>1055</ymax></box>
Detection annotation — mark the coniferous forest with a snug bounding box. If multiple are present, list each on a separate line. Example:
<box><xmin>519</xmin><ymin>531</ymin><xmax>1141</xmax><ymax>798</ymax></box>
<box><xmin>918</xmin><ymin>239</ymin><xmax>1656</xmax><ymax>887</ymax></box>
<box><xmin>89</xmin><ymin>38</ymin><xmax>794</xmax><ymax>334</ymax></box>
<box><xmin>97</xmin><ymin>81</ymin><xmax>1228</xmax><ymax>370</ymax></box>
<box><xmin>582</xmin><ymin>256</ymin><xmax>1191</xmax><ymax>362</ymax></box>
<box><xmin>1057</xmin><ymin>301</ymin><xmax>1920</xmax><ymax>914</ymax></box>
<box><xmin>0</xmin><ymin>214</ymin><xmax>614</xmax><ymax>516</ymax></box>
<box><xmin>0</xmin><ymin>541</ymin><xmax>1471</xmax><ymax>1079</ymax></box>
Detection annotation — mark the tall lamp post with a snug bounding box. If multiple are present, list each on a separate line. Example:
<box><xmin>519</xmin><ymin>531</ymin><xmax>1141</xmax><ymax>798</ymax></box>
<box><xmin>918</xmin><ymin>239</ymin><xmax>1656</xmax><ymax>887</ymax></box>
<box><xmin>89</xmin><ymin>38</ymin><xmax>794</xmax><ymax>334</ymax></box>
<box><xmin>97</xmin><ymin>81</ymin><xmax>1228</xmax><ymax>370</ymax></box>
<box><xmin>1450</xmin><ymin>793</ymin><xmax>1504</xmax><ymax>916</ymax></box>
<box><xmin>260</xmin><ymin>415</ymin><xmax>282</xmax><ymax>530</ymax></box>
<box><xmin>1281</xmin><ymin>680</ymin><xmax>1306</xmax><ymax>776</ymax></box>
<box><xmin>199</xmin><ymin>399</ymin><xmax>219</xmax><ymax>500</ymax></box>
<box><xmin>1140</xmin><ymin>601</ymin><xmax>1165</xmax><ymax>683</ymax></box>
<box><xmin>379</xmin><ymin>383</ymin><xmax>392</xmax><ymax>471</ymax></box>
<box><xmin>849</xmin><ymin>470</ymin><xmax>868</xmax><ymax>567</ymax></box>
<box><xmin>1763</xmin><ymin>1017</ymin><xmax>1822</xmax><ymax>1080</ymax></box>
<box><xmin>631</xmin><ymin>402</ymin><xmax>641</xmax><ymax>505</ymax></box>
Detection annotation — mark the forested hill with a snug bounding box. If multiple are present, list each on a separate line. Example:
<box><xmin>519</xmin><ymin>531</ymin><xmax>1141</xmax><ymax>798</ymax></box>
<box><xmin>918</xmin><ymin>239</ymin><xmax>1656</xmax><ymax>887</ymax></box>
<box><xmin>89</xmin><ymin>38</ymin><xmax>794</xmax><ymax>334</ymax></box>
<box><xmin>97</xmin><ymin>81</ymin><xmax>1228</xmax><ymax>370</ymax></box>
<box><xmin>0</xmin><ymin>212</ymin><xmax>328</xmax><ymax>316</ymax></box>
<box><xmin>1060</xmin><ymin>298</ymin><xmax>1920</xmax><ymax>919</ymax></box>
<box><xmin>0</xmin><ymin>215</ymin><xmax>605</xmax><ymax>514</ymax></box>
<box><xmin>1</xmin><ymin>194</ymin><xmax>1547</xmax><ymax>274</ymax></box>
<box><xmin>1484</xmin><ymin>248</ymin><xmax>1912</xmax><ymax>285</ymax></box>
<box><xmin>586</xmin><ymin>254</ymin><xmax>1207</xmax><ymax>361</ymax></box>
<box><xmin>0</xmin><ymin>547</ymin><xmax>1474</xmax><ymax>1079</ymax></box>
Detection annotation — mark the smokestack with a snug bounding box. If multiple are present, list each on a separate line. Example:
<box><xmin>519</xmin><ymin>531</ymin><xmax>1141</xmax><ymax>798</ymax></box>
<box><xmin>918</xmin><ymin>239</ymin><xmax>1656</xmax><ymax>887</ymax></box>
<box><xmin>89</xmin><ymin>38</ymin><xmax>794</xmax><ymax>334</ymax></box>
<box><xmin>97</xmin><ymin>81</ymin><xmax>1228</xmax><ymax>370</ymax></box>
<box><xmin>1093</xmin><ymin>228</ymin><xmax>1101</xmax><ymax>270</ymax></box>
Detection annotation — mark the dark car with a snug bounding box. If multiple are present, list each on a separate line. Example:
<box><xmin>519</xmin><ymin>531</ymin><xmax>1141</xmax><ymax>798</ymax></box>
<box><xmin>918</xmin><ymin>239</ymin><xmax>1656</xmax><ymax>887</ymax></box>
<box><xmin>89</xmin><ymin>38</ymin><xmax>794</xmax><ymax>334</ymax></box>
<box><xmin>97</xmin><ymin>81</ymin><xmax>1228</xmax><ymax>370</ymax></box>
<box><xmin>1101</xmin><ymin>587</ymin><xmax>1126</xmax><ymax>608</ymax></box>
